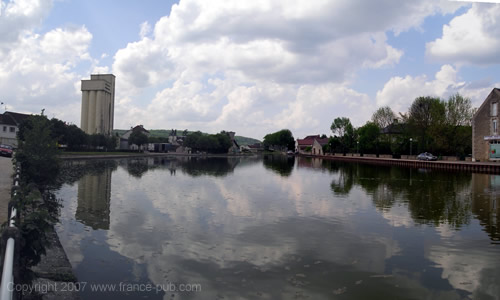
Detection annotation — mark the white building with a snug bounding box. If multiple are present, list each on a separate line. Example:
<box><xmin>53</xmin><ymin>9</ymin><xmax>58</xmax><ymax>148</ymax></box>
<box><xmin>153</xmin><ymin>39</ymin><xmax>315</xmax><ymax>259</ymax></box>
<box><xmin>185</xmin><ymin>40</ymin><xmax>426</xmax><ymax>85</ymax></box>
<box><xmin>81</xmin><ymin>74</ymin><xmax>115</xmax><ymax>135</ymax></box>
<box><xmin>119</xmin><ymin>125</ymin><xmax>150</xmax><ymax>150</ymax></box>
<box><xmin>0</xmin><ymin>111</ymin><xmax>31</xmax><ymax>146</ymax></box>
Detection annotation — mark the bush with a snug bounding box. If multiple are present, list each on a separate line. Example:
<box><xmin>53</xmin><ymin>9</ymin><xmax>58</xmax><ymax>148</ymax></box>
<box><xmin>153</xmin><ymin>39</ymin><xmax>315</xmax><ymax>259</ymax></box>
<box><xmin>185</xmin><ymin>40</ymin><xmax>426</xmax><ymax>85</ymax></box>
<box><xmin>15</xmin><ymin>115</ymin><xmax>60</xmax><ymax>187</ymax></box>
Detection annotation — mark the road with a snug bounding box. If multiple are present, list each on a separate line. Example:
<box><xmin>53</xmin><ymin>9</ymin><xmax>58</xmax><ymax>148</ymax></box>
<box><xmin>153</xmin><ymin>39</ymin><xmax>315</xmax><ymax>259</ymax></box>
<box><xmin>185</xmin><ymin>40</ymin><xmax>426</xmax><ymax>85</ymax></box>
<box><xmin>0</xmin><ymin>156</ymin><xmax>13</xmax><ymax>224</ymax></box>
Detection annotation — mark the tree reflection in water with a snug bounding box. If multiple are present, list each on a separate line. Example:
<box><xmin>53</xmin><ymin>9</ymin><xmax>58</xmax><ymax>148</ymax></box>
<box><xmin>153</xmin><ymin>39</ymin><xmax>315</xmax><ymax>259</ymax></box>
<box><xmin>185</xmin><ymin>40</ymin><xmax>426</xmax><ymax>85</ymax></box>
<box><xmin>298</xmin><ymin>156</ymin><xmax>499</xmax><ymax>240</ymax></box>
<box><xmin>178</xmin><ymin>157</ymin><xmax>239</xmax><ymax>177</ymax></box>
<box><xmin>262</xmin><ymin>154</ymin><xmax>295</xmax><ymax>177</ymax></box>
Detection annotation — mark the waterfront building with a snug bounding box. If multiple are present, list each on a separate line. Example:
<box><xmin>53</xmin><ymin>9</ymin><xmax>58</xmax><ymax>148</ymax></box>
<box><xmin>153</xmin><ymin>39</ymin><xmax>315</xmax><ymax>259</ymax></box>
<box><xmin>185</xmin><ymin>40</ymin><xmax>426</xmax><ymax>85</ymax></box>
<box><xmin>472</xmin><ymin>88</ymin><xmax>500</xmax><ymax>161</ymax></box>
<box><xmin>296</xmin><ymin>135</ymin><xmax>329</xmax><ymax>155</ymax></box>
<box><xmin>80</xmin><ymin>74</ymin><xmax>115</xmax><ymax>135</ymax></box>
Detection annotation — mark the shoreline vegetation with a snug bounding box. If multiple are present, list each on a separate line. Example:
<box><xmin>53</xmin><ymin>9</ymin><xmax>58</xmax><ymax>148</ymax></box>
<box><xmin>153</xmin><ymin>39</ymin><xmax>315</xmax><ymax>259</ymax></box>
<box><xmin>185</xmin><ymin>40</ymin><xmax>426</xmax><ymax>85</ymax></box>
<box><xmin>3</xmin><ymin>114</ymin><xmax>79</xmax><ymax>299</ymax></box>
<box><xmin>59</xmin><ymin>151</ymin><xmax>259</xmax><ymax>160</ymax></box>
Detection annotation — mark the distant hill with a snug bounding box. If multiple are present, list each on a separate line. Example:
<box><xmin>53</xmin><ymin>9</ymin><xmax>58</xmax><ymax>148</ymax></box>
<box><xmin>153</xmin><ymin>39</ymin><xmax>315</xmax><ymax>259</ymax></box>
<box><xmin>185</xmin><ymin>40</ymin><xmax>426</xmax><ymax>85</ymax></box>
<box><xmin>234</xmin><ymin>135</ymin><xmax>261</xmax><ymax>146</ymax></box>
<box><xmin>113</xmin><ymin>129</ymin><xmax>261</xmax><ymax>146</ymax></box>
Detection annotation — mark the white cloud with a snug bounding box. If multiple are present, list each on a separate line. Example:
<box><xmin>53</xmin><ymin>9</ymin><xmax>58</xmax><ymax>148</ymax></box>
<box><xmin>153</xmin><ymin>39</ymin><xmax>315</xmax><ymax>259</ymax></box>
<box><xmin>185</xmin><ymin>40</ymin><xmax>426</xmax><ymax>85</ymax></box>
<box><xmin>0</xmin><ymin>0</ymin><xmax>53</xmax><ymax>47</ymax></box>
<box><xmin>112</xmin><ymin>37</ymin><xmax>174</xmax><ymax>96</ymax></box>
<box><xmin>0</xmin><ymin>24</ymin><xmax>93</xmax><ymax>122</ymax></box>
<box><xmin>108</xmin><ymin>0</ymin><xmax>465</xmax><ymax>138</ymax></box>
<box><xmin>376</xmin><ymin>64</ymin><xmax>500</xmax><ymax>114</ymax></box>
<box><xmin>0</xmin><ymin>0</ymin><xmax>476</xmax><ymax>139</ymax></box>
<box><xmin>427</xmin><ymin>3</ymin><xmax>500</xmax><ymax>65</ymax></box>
<box><xmin>139</xmin><ymin>21</ymin><xmax>151</xmax><ymax>39</ymax></box>
<box><xmin>376</xmin><ymin>65</ymin><xmax>461</xmax><ymax>113</ymax></box>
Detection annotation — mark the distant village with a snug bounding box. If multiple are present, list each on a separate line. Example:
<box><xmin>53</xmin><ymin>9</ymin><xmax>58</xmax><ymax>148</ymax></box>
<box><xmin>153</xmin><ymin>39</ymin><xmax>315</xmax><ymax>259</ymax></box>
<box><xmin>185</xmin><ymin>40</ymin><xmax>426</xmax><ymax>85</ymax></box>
<box><xmin>118</xmin><ymin>125</ymin><xmax>263</xmax><ymax>154</ymax></box>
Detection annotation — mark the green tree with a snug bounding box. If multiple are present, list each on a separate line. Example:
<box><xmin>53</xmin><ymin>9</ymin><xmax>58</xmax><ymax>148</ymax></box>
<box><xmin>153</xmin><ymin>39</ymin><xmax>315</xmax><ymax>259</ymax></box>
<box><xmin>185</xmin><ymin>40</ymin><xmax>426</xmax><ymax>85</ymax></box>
<box><xmin>105</xmin><ymin>134</ymin><xmax>118</xmax><ymax>150</ymax></box>
<box><xmin>49</xmin><ymin>118</ymin><xmax>68</xmax><ymax>145</ymax></box>
<box><xmin>408</xmin><ymin>96</ymin><xmax>445</xmax><ymax>152</ymax></box>
<box><xmin>445</xmin><ymin>93</ymin><xmax>474</xmax><ymax>127</ymax></box>
<box><xmin>128</xmin><ymin>130</ymin><xmax>149</xmax><ymax>150</ymax></box>
<box><xmin>328</xmin><ymin>136</ymin><xmax>342</xmax><ymax>153</ymax></box>
<box><xmin>263</xmin><ymin>129</ymin><xmax>295</xmax><ymax>151</ymax></box>
<box><xmin>184</xmin><ymin>131</ymin><xmax>233</xmax><ymax>153</ymax></box>
<box><xmin>358</xmin><ymin>122</ymin><xmax>380</xmax><ymax>154</ymax></box>
<box><xmin>442</xmin><ymin>93</ymin><xmax>474</xmax><ymax>156</ymax></box>
<box><xmin>330</xmin><ymin>117</ymin><xmax>354</xmax><ymax>154</ymax></box>
<box><xmin>15</xmin><ymin>115</ymin><xmax>60</xmax><ymax>186</ymax></box>
<box><xmin>65</xmin><ymin>124</ymin><xmax>88</xmax><ymax>150</ymax></box>
<box><xmin>371</xmin><ymin>106</ymin><xmax>396</xmax><ymax>129</ymax></box>
<box><xmin>215</xmin><ymin>132</ymin><xmax>232</xmax><ymax>153</ymax></box>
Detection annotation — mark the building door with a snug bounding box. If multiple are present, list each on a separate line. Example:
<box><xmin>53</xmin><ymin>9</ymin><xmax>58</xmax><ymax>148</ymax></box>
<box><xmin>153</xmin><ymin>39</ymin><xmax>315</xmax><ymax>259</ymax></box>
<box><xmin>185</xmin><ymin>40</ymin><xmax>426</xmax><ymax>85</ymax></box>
<box><xmin>489</xmin><ymin>141</ymin><xmax>500</xmax><ymax>159</ymax></box>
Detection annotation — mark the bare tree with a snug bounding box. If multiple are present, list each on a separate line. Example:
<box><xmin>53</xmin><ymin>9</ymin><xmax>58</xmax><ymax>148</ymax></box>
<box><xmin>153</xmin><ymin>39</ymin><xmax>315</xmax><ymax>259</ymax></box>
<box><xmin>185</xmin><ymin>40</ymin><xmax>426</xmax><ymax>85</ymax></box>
<box><xmin>445</xmin><ymin>93</ymin><xmax>474</xmax><ymax>127</ymax></box>
<box><xmin>371</xmin><ymin>106</ymin><xmax>396</xmax><ymax>129</ymax></box>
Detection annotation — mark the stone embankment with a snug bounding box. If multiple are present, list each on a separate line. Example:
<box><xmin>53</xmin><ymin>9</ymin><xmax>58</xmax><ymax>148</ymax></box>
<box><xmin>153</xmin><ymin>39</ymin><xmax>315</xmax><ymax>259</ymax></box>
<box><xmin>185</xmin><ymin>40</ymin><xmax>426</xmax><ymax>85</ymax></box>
<box><xmin>0</xmin><ymin>158</ymin><xmax>79</xmax><ymax>300</ymax></box>
<box><xmin>0</xmin><ymin>157</ymin><xmax>13</xmax><ymax>224</ymax></box>
<box><xmin>302</xmin><ymin>153</ymin><xmax>500</xmax><ymax>174</ymax></box>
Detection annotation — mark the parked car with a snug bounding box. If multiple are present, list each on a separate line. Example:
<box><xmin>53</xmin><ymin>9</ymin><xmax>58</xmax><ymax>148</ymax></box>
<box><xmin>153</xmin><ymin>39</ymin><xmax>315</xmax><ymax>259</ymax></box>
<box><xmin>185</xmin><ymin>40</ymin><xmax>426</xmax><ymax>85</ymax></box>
<box><xmin>0</xmin><ymin>144</ymin><xmax>13</xmax><ymax>157</ymax></box>
<box><xmin>417</xmin><ymin>152</ymin><xmax>437</xmax><ymax>161</ymax></box>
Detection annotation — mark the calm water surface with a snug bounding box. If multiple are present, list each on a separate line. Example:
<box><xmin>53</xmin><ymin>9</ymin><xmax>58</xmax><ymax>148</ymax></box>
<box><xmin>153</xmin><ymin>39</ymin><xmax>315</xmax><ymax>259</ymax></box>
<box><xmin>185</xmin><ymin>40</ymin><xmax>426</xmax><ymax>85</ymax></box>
<box><xmin>55</xmin><ymin>156</ymin><xmax>500</xmax><ymax>300</ymax></box>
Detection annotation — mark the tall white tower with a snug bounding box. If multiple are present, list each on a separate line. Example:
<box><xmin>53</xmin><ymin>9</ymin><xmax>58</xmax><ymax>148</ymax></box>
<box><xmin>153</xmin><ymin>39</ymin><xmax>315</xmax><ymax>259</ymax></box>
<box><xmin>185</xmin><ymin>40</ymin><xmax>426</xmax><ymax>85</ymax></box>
<box><xmin>81</xmin><ymin>74</ymin><xmax>115</xmax><ymax>135</ymax></box>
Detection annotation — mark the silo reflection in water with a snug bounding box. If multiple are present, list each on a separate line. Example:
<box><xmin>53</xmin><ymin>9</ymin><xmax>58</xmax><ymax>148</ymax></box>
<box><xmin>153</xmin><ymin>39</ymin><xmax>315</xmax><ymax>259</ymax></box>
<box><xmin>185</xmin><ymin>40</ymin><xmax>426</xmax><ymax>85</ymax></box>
<box><xmin>76</xmin><ymin>167</ymin><xmax>112</xmax><ymax>230</ymax></box>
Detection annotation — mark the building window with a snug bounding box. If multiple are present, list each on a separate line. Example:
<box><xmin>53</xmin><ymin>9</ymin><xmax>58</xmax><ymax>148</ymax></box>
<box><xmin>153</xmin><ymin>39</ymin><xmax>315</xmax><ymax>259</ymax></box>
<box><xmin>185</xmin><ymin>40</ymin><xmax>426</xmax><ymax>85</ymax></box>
<box><xmin>493</xmin><ymin>102</ymin><xmax>498</xmax><ymax>117</ymax></box>
<box><xmin>10</xmin><ymin>127</ymin><xmax>15</xmax><ymax>133</ymax></box>
<box><xmin>494</xmin><ymin>119</ymin><xmax>498</xmax><ymax>134</ymax></box>
<box><xmin>2</xmin><ymin>126</ymin><xmax>6</xmax><ymax>132</ymax></box>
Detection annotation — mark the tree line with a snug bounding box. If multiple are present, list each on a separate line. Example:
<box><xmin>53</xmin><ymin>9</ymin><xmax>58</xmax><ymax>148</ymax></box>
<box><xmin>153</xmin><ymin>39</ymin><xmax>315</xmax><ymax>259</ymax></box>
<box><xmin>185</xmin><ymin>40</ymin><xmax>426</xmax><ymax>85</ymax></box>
<box><xmin>260</xmin><ymin>93</ymin><xmax>475</xmax><ymax>158</ymax></box>
<box><xmin>18</xmin><ymin>115</ymin><xmax>118</xmax><ymax>151</ymax></box>
<box><xmin>262</xmin><ymin>129</ymin><xmax>295</xmax><ymax>151</ymax></box>
<box><xmin>183</xmin><ymin>131</ymin><xmax>232</xmax><ymax>153</ymax></box>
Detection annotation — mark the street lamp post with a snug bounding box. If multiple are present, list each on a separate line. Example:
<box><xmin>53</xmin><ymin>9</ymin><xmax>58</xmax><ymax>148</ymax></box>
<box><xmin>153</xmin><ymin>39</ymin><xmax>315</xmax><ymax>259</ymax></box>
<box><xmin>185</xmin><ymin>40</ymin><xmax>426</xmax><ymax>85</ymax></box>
<box><xmin>357</xmin><ymin>141</ymin><xmax>359</xmax><ymax>154</ymax></box>
<box><xmin>410</xmin><ymin>138</ymin><xmax>413</xmax><ymax>156</ymax></box>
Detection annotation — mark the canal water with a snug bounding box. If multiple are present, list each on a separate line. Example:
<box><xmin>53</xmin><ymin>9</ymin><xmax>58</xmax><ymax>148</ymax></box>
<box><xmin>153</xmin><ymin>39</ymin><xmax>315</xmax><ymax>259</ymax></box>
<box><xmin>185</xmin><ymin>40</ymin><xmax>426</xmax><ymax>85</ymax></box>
<box><xmin>54</xmin><ymin>156</ymin><xmax>500</xmax><ymax>300</ymax></box>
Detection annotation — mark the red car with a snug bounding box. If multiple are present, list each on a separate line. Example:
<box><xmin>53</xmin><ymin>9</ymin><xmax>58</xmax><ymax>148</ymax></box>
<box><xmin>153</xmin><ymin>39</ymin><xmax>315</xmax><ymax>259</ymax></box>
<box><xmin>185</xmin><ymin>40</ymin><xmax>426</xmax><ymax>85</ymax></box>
<box><xmin>0</xmin><ymin>144</ymin><xmax>13</xmax><ymax>157</ymax></box>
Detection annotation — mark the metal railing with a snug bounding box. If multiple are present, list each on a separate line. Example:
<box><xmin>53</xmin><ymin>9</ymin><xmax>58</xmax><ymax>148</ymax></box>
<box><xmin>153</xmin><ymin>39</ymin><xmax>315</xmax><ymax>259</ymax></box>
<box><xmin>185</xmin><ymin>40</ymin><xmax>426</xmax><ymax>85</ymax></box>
<box><xmin>0</xmin><ymin>165</ymin><xmax>21</xmax><ymax>300</ymax></box>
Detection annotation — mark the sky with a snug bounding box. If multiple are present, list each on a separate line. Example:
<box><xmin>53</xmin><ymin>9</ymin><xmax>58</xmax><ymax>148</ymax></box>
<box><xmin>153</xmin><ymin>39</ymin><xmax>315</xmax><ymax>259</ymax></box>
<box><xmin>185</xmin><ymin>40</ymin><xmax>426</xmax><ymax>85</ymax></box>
<box><xmin>1</xmin><ymin>0</ymin><xmax>500</xmax><ymax>140</ymax></box>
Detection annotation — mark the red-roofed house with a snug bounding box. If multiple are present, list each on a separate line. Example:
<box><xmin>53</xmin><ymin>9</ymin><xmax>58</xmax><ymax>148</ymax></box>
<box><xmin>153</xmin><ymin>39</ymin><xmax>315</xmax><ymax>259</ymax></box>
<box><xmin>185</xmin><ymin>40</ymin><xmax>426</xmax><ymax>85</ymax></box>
<box><xmin>296</xmin><ymin>135</ymin><xmax>329</xmax><ymax>155</ymax></box>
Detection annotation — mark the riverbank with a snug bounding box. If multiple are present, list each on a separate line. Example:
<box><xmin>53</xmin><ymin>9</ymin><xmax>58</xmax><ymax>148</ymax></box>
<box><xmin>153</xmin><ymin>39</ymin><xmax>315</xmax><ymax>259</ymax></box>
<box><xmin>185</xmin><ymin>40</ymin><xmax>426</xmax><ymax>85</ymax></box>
<box><xmin>59</xmin><ymin>152</ymin><xmax>256</xmax><ymax>160</ymax></box>
<box><xmin>31</xmin><ymin>227</ymin><xmax>79</xmax><ymax>299</ymax></box>
<box><xmin>301</xmin><ymin>153</ymin><xmax>500</xmax><ymax>174</ymax></box>
<box><xmin>0</xmin><ymin>159</ymin><xmax>79</xmax><ymax>299</ymax></box>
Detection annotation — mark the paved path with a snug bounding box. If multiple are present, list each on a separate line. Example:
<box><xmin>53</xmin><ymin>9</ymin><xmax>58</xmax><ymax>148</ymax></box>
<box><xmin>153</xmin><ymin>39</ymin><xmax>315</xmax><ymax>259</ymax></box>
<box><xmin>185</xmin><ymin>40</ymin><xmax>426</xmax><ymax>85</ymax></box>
<box><xmin>0</xmin><ymin>156</ymin><xmax>13</xmax><ymax>224</ymax></box>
